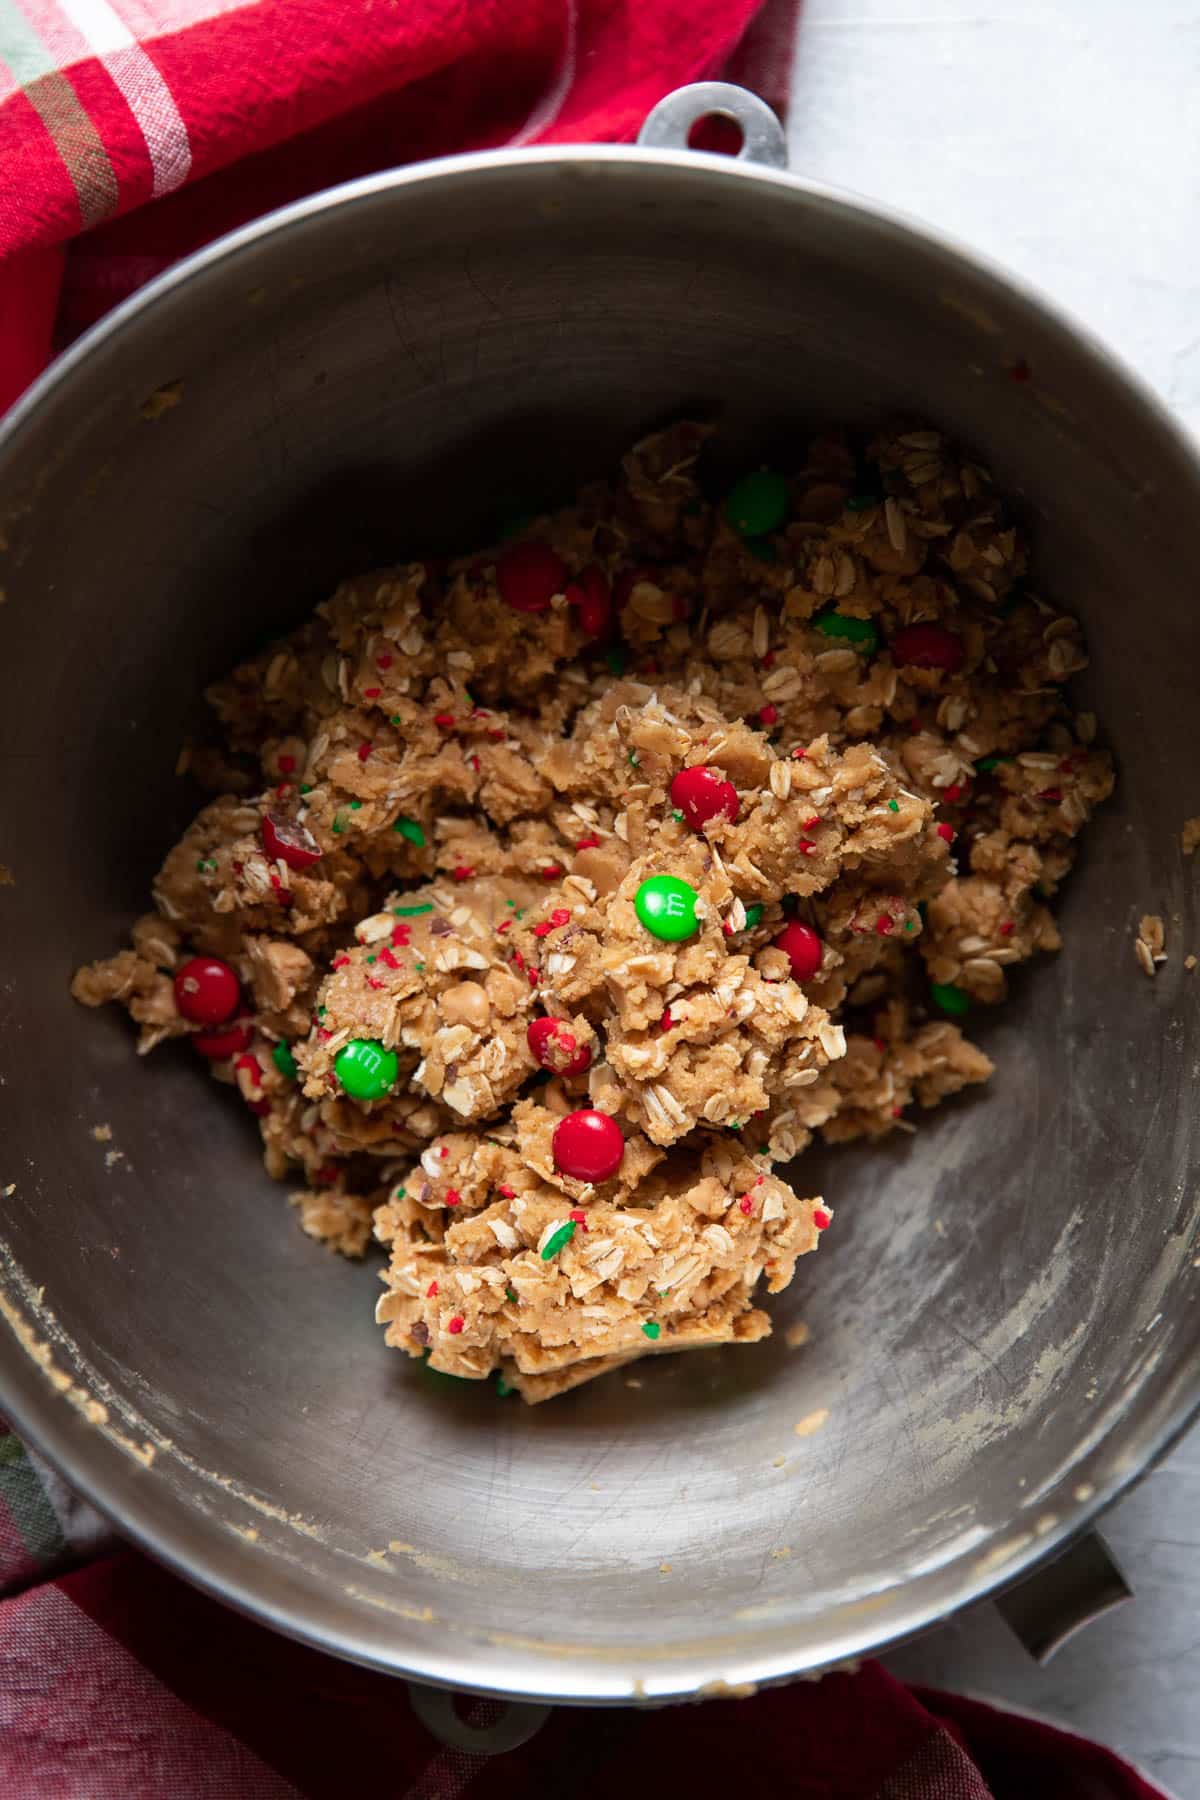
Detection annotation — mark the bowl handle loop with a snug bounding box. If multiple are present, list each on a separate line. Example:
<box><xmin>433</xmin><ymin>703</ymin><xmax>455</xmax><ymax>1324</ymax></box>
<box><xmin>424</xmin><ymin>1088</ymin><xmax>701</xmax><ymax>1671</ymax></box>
<box><xmin>407</xmin><ymin>1682</ymin><xmax>551</xmax><ymax>1755</ymax></box>
<box><xmin>993</xmin><ymin>1530</ymin><xmax>1133</xmax><ymax>1662</ymax></box>
<box><xmin>637</xmin><ymin>82</ymin><xmax>789</xmax><ymax>170</ymax></box>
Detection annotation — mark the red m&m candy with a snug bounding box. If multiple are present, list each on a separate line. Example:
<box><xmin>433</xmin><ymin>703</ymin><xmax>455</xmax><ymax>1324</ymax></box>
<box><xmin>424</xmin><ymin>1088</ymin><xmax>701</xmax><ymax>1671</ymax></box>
<box><xmin>669</xmin><ymin>766</ymin><xmax>739</xmax><ymax>831</ymax></box>
<box><xmin>174</xmin><ymin>955</ymin><xmax>240</xmax><ymax>1025</ymax></box>
<box><xmin>565</xmin><ymin>565</ymin><xmax>611</xmax><ymax>639</ymax></box>
<box><xmin>774</xmin><ymin>921</ymin><xmax>824</xmax><ymax>983</ymax></box>
<box><xmin>891</xmin><ymin>623</ymin><xmax>965</xmax><ymax>673</ymax></box>
<box><xmin>527</xmin><ymin>1017</ymin><xmax>592</xmax><ymax>1077</ymax></box>
<box><xmin>261</xmin><ymin>811</ymin><xmax>322</xmax><ymax>871</ymax></box>
<box><xmin>191</xmin><ymin>1019</ymin><xmax>255</xmax><ymax>1059</ymax></box>
<box><xmin>496</xmin><ymin>542</ymin><xmax>568</xmax><ymax>613</ymax></box>
<box><xmin>552</xmin><ymin>1109</ymin><xmax>624</xmax><ymax>1183</ymax></box>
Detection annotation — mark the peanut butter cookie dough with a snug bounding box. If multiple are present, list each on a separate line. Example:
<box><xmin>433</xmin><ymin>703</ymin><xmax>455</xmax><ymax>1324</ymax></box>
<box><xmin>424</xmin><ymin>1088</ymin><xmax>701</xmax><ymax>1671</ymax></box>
<box><xmin>73</xmin><ymin>421</ymin><xmax>1113</xmax><ymax>1401</ymax></box>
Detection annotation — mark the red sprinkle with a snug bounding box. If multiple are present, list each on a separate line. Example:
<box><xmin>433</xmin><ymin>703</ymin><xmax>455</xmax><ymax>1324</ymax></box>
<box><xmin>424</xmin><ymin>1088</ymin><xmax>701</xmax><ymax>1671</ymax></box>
<box><xmin>391</xmin><ymin>924</ymin><xmax>411</xmax><ymax>946</ymax></box>
<box><xmin>363</xmin><ymin>687</ymin><xmax>381</xmax><ymax>699</ymax></box>
<box><xmin>798</xmin><ymin>838</ymin><xmax>817</xmax><ymax>856</ymax></box>
<box><xmin>316</xmin><ymin>1164</ymin><xmax>339</xmax><ymax>1186</ymax></box>
<box><xmin>891</xmin><ymin>1106</ymin><xmax>904</xmax><ymax>1119</ymax></box>
<box><xmin>426</xmin><ymin>1281</ymin><xmax>439</xmax><ymax>1297</ymax></box>
<box><xmin>379</xmin><ymin>948</ymin><xmax>400</xmax><ymax>968</ymax></box>
<box><xmin>873</xmin><ymin>1036</ymin><xmax>887</xmax><ymax>1052</ymax></box>
<box><xmin>937</xmin><ymin>822</ymin><xmax>956</xmax><ymax>843</ymax></box>
<box><xmin>875</xmin><ymin>914</ymin><xmax>894</xmax><ymax>935</ymax></box>
<box><xmin>376</xmin><ymin>653</ymin><xmax>393</xmax><ymax>670</ymax></box>
<box><xmin>803</xmin><ymin>814</ymin><xmax>821</xmax><ymax>829</ymax></box>
<box><xmin>549</xmin><ymin>907</ymin><xmax>571</xmax><ymax>928</ymax></box>
<box><xmin>512</xmin><ymin>949</ymin><xmax>525</xmax><ymax>970</ymax></box>
<box><xmin>433</xmin><ymin>712</ymin><xmax>455</xmax><ymax>730</ymax></box>
<box><xmin>277</xmin><ymin>754</ymin><xmax>296</xmax><ymax>774</ymax></box>
<box><xmin>333</xmin><ymin>955</ymin><xmax>351</xmax><ymax>969</ymax></box>
<box><xmin>469</xmin><ymin>755</ymin><xmax>481</xmax><ymax>773</ymax></box>
<box><xmin>452</xmin><ymin>864</ymin><xmax>475</xmax><ymax>882</ymax></box>
<box><xmin>447</xmin><ymin>1316</ymin><xmax>465</xmax><ymax>1335</ymax></box>
<box><xmin>569</xmin><ymin>1209</ymin><xmax>589</xmax><ymax>1230</ymax></box>
<box><xmin>1000</xmin><ymin>921</ymin><xmax>1015</xmax><ymax>937</ymax></box>
<box><xmin>247</xmin><ymin>1098</ymin><xmax>271</xmax><ymax>1117</ymax></box>
<box><xmin>791</xmin><ymin>746</ymin><xmax>807</xmax><ymax>760</ymax></box>
<box><xmin>575</xmin><ymin>834</ymin><xmax>601</xmax><ymax>851</ymax></box>
<box><xmin>367</xmin><ymin>977</ymin><xmax>384</xmax><ymax>990</ymax></box>
<box><xmin>1038</xmin><ymin>787</ymin><xmax>1062</xmax><ymax>803</ymax></box>
<box><xmin>234</xmin><ymin>1053</ymin><xmax>261</xmax><ymax>1085</ymax></box>
<box><xmin>541</xmin><ymin>864</ymin><xmax>564</xmax><ymax>880</ymax></box>
<box><xmin>739</xmin><ymin>1197</ymin><xmax>753</xmax><ymax>1215</ymax></box>
<box><xmin>761</xmin><ymin>651</ymin><xmax>776</xmax><ymax>669</ymax></box>
<box><xmin>445</xmin><ymin>1189</ymin><xmax>461</xmax><ymax>1207</ymax></box>
<box><xmin>813</xmin><ymin>1207</ymin><xmax>832</xmax><ymax>1231</ymax></box>
<box><xmin>439</xmin><ymin>1147</ymin><xmax>449</xmax><ymax>1159</ymax></box>
<box><xmin>944</xmin><ymin>783</ymin><xmax>963</xmax><ymax>803</ymax></box>
<box><xmin>498</xmin><ymin>1184</ymin><xmax>516</xmax><ymax>1199</ymax></box>
<box><xmin>1010</xmin><ymin>358</ymin><xmax>1032</xmax><ymax>383</ymax></box>
<box><xmin>660</xmin><ymin>1008</ymin><xmax>675</xmax><ymax>1033</ymax></box>
<box><xmin>357</xmin><ymin>741</ymin><xmax>372</xmax><ymax>762</ymax></box>
<box><xmin>496</xmin><ymin>920</ymin><xmax>512</xmax><ymax>934</ymax></box>
<box><xmin>758</xmin><ymin>704</ymin><xmax>779</xmax><ymax>727</ymax></box>
<box><xmin>528</xmin><ymin>968</ymin><xmax>539</xmax><ymax>985</ymax></box>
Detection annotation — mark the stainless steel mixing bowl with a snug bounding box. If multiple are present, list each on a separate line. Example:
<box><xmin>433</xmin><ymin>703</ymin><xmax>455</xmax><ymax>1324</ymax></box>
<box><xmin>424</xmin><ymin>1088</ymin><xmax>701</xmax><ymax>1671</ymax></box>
<box><xmin>1</xmin><ymin>82</ymin><xmax>1198</xmax><ymax>1706</ymax></box>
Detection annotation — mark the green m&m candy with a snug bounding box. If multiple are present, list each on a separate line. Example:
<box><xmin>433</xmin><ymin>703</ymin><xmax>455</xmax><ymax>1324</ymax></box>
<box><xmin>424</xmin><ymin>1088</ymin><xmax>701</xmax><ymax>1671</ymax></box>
<box><xmin>393</xmin><ymin>817</ymin><xmax>426</xmax><ymax>846</ymax></box>
<box><xmin>634</xmin><ymin>875</ymin><xmax>699</xmax><ymax>943</ymax></box>
<box><xmin>334</xmin><ymin>1038</ymin><xmax>399</xmax><ymax>1101</ymax></box>
<box><xmin>814</xmin><ymin>608</ymin><xmax>879</xmax><ymax>656</ymax></box>
<box><xmin>271</xmin><ymin>1040</ymin><xmax>298</xmax><ymax>1080</ymax></box>
<box><xmin>724</xmin><ymin>470</ymin><xmax>790</xmax><ymax>538</ymax></box>
<box><xmin>930</xmin><ymin>982</ymin><xmax>969</xmax><ymax>1018</ymax></box>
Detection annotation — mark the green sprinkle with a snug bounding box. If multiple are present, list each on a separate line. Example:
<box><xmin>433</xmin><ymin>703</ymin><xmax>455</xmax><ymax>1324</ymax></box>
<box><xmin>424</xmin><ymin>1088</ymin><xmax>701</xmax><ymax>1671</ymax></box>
<box><xmin>415</xmin><ymin>961</ymin><xmax>425</xmax><ymax>972</ymax></box>
<box><xmin>743</xmin><ymin>904</ymin><xmax>764</xmax><ymax>929</ymax></box>
<box><xmin>887</xmin><ymin>799</ymin><xmax>900</xmax><ymax>813</ymax></box>
<box><xmin>541</xmin><ymin>1221</ymin><xmax>577</xmax><ymax>1261</ymax></box>
<box><xmin>515</xmin><ymin>910</ymin><xmax>524</xmax><ymax>921</ymax></box>
<box><xmin>317</xmin><ymin>1006</ymin><xmax>327</xmax><ymax>1017</ymax></box>
<box><xmin>728</xmin><ymin>1120</ymin><xmax>743</xmax><ymax>1133</ymax></box>
<box><xmin>658</xmin><ymin>1289</ymin><xmax>669</xmax><ymax>1299</ymax></box>
<box><xmin>506</xmin><ymin>899</ymin><xmax>516</xmax><ymax>908</ymax></box>
<box><xmin>974</xmin><ymin>755</ymin><xmax>1012</xmax><ymax>774</ymax></box>
<box><xmin>366</xmin><ymin>954</ymin><xmax>376</xmax><ymax>965</ymax></box>
<box><xmin>604</xmin><ymin>648</ymin><xmax>626</xmax><ymax>677</ymax></box>
<box><xmin>271</xmin><ymin>1040</ymin><xmax>298</xmax><ymax>1080</ymax></box>
<box><xmin>195</xmin><ymin>857</ymin><xmax>217</xmax><ymax>873</ymax></box>
<box><xmin>642</xmin><ymin>1321</ymin><xmax>662</xmax><ymax>1341</ymax></box>
<box><xmin>628</xmin><ymin>752</ymin><xmax>639</xmax><ymax>767</ymax></box>
<box><xmin>496</xmin><ymin>1373</ymin><xmax>515</xmax><ymax>1397</ymax></box>
<box><xmin>725</xmin><ymin>470</ymin><xmax>790</xmax><ymax>538</ymax></box>
<box><xmin>506</xmin><ymin>1286</ymin><xmax>518</xmax><ymax>1304</ymax></box>
<box><xmin>394</xmin><ymin>817</ymin><xmax>426</xmax><ymax>846</ymax></box>
<box><xmin>332</xmin><ymin>814</ymin><xmax>346</xmax><ymax>834</ymax></box>
<box><xmin>300</xmin><ymin>783</ymin><xmax>313</xmax><ymax>794</ymax></box>
<box><xmin>930</xmin><ymin>982</ymin><xmax>969</xmax><ymax>1018</ymax></box>
<box><xmin>394</xmin><ymin>1186</ymin><xmax>407</xmax><ymax>1200</ymax></box>
<box><xmin>672</xmin><ymin>809</ymin><xmax>684</xmax><ymax>823</ymax></box>
<box><xmin>814</xmin><ymin>608</ymin><xmax>879</xmax><ymax>655</ymax></box>
<box><xmin>390</xmin><ymin>714</ymin><xmax>403</xmax><ymax>726</ymax></box>
<box><xmin>903</xmin><ymin>920</ymin><xmax>914</xmax><ymax>933</ymax></box>
<box><xmin>394</xmin><ymin>903</ymin><xmax>434</xmax><ymax>916</ymax></box>
<box><xmin>348</xmin><ymin>799</ymin><xmax>362</xmax><ymax>811</ymax></box>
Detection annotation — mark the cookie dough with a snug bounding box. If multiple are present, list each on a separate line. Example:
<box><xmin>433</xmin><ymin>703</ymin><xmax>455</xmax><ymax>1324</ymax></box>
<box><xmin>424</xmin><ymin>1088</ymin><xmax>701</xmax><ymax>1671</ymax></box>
<box><xmin>73</xmin><ymin>421</ymin><xmax>1113</xmax><ymax>1400</ymax></box>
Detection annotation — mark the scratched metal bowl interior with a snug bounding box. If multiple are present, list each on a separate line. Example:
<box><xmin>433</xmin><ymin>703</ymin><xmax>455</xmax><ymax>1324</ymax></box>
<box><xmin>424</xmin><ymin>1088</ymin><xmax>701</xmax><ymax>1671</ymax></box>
<box><xmin>0</xmin><ymin>141</ymin><xmax>1198</xmax><ymax>1704</ymax></box>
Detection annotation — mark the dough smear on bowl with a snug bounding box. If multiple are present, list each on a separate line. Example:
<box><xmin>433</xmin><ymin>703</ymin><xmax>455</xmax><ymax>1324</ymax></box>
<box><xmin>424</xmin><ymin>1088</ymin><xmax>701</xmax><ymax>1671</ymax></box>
<box><xmin>72</xmin><ymin>422</ymin><xmax>1113</xmax><ymax>1401</ymax></box>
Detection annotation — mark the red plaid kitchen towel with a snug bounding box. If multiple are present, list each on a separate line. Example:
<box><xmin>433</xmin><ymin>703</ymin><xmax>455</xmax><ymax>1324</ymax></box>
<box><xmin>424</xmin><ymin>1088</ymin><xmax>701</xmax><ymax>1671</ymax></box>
<box><xmin>0</xmin><ymin>0</ymin><xmax>798</xmax><ymax>412</ymax></box>
<box><xmin>0</xmin><ymin>1423</ymin><xmax>1175</xmax><ymax>1800</ymax></box>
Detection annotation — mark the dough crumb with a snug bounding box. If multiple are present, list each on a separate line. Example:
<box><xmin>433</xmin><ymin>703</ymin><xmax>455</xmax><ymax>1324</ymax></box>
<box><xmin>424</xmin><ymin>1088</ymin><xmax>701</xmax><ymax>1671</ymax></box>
<box><xmin>1185</xmin><ymin>954</ymin><xmax>1197</xmax><ymax>972</ymax></box>
<box><xmin>104</xmin><ymin>1149</ymin><xmax>124</xmax><ymax>1168</ymax></box>
<box><xmin>658</xmin><ymin>1562</ymin><xmax>673</xmax><ymax>1574</ymax></box>
<box><xmin>793</xmin><ymin>1408</ymin><xmax>829</xmax><ymax>1438</ymax></box>
<box><xmin>1135</xmin><ymin>913</ymin><xmax>1166</xmax><ymax>976</ymax></box>
<box><xmin>783</xmin><ymin>1320</ymin><xmax>810</xmax><ymax>1349</ymax></box>
<box><xmin>140</xmin><ymin>380</ymin><xmax>183</xmax><ymax>420</ymax></box>
<box><xmin>1181</xmin><ymin>816</ymin><xmax>1200</xmax><ymax>855</ymax></box>
<box><xmin>0</xmin><ymin>864</ymin><xmax>13</xmax><ymax>886</ymax></box>
<box><xmin>91</xmin><ymin>1123</ymin><xmax>113</xmax><ymax>1142</ymax></box>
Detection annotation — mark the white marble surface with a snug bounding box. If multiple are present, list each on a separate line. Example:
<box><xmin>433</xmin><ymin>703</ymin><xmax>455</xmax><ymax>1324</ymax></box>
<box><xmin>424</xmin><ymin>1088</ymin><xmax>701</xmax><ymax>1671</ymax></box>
<box><xmin>784</xmin><ymin>4</ymin><xmax>1200</xmax><ymax>1790</ymax></box>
